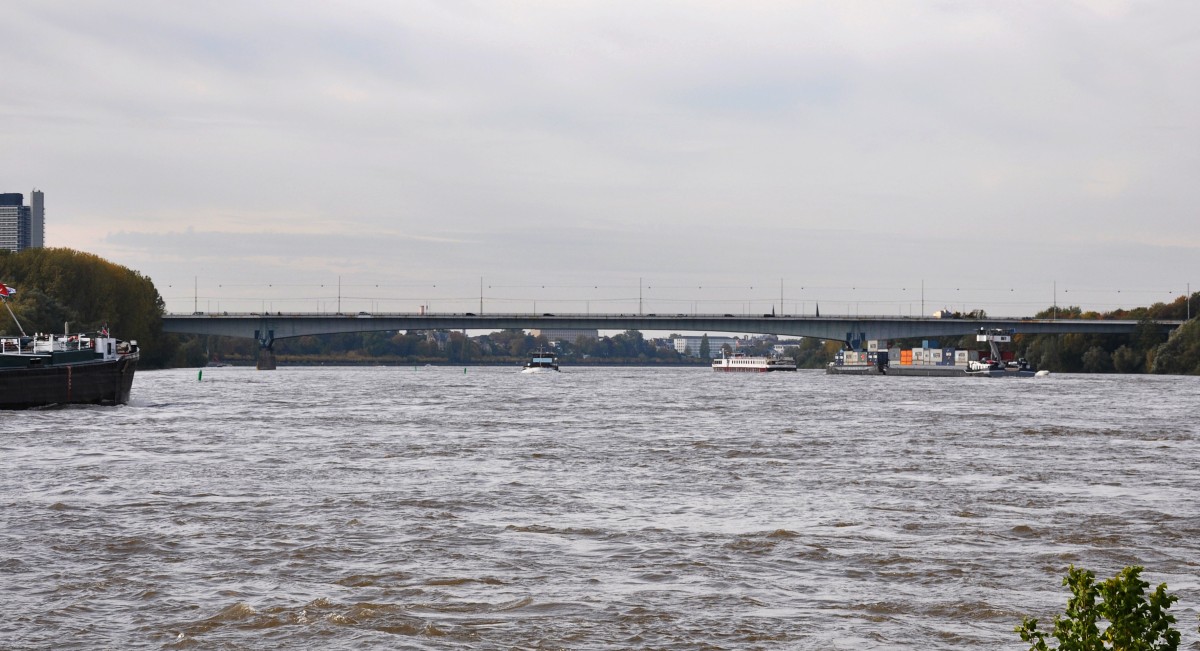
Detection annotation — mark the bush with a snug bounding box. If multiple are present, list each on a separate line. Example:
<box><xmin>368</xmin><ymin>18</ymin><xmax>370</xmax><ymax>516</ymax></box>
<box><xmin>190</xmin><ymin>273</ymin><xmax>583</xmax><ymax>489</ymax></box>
<box><xmin>1016</xmin><ymin>565</ymin><xmax>1179</xmax><ymax>651</ymax></box>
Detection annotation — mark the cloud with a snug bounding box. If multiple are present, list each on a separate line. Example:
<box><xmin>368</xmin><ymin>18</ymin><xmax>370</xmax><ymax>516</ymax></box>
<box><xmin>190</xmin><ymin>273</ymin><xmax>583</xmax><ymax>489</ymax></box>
<box><xmin>2</xmin><ymin>1</ymin><xmax>1197</xmax><ymax>316</ymax></box>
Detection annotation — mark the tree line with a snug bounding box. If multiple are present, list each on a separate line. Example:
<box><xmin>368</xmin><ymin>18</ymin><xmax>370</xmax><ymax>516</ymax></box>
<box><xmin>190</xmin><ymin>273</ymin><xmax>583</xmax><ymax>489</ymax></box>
<box><xmin>186</xmin><ymin>328</ymin><xmax>706</xmax><ymax>366</ymax></box>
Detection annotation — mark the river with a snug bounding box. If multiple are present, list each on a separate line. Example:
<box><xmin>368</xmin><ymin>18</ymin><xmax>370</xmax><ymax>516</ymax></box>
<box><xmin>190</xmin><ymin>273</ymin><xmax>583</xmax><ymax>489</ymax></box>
<box><xmin>3</xmin><ymin>366</ymin><xmax>1198</xmax><ymax>649</ymax></box>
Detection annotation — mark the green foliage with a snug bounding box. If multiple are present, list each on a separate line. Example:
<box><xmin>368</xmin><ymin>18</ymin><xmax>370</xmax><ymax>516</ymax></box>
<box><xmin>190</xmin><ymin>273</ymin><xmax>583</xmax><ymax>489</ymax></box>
<box><xmin>698</xmin><ymin>333</ymin><xmax>710</xmax><ymax>358</ymax></box>
<box><xmin>1015</xmin><ymin>301</ymin><xmax>1190</xmax><ymax>374</ymax></box>
<box><xmin>0</xmin><ymin>247</ymin><xmax>176</xmax><ymax>367</ymax></box>
<box><xmin>1016</xmin><ymin>565</ymin><xmax>1180</xmax><ymax>651</ymax></box>
<box><xmin>1111</xmin><ymin>345</ymin><xmax>1145</xmax><ymax>374</ymax></box>
<box><xmin>1149</xmin><ymin>317</ymin><xmax>1200</xmax><ymax>375</ymax></box>
<box><xmin>782</xmin><ymin>337</ymin><xmax>840</xmax><ymax>369</ymax></box>
<box><xmin>1081</xmin><ymin>346</ymin><xmax>1113</xmax><ymax>373</ymax></box>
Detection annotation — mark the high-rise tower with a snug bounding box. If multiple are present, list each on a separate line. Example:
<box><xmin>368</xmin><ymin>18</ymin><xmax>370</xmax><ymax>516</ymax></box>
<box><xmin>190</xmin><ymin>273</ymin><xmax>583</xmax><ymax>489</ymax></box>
<box><xmin>30</xmin><ymin>189</ymin><xmax>44</xmax><ymax>248</ymax></box>
<box><xmin>0</xmin><ymin>191</ymin><xmax>43</xmax><ymax>252</ymax></box>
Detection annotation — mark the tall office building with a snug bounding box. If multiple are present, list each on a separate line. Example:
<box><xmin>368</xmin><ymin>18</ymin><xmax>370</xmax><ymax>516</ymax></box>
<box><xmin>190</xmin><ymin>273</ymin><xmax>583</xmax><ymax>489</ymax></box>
<box><xmin>0</xmin><ymin>190</ymin><xmax>43</xmax><ymax>252</ymax></box>
<box><xmin>30</xmin><ymin>189</ymin><xmax>44</xmax><ymax>248</ymax></box>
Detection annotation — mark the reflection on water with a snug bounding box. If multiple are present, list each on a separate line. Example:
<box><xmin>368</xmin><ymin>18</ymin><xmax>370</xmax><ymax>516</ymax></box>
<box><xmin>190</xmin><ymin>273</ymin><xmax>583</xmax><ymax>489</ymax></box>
<box><xmin>3</xmin><ymin>367</ymin><xmax>1199</xmax><ymax>649</ymax></box>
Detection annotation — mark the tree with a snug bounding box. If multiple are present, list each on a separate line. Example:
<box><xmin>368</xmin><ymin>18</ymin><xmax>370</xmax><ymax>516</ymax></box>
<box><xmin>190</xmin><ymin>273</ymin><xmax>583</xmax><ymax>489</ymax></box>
<box><xmin>1112</xmin><ymin>345</ymin><xmax>1144</xmax><ymax>374</ymax></box>
<box><xmin>1016</xmin><ymin>565</ymin><xmax>1179</xmax><ymax>651</ymax></box>
<box><xmin>1081</xmin><ymin>346</ymin><xmax>1113</xmax><ymax>373</ymax></box>
<box><xmin>698</xmin><ymin>333</ymin><xmax>710</xmax><ymax>358</ymax></box>
<box><xmin>1150</xmin><ymin>317</ymin><xmax>1200</xmax><ymax>375</ymax></box>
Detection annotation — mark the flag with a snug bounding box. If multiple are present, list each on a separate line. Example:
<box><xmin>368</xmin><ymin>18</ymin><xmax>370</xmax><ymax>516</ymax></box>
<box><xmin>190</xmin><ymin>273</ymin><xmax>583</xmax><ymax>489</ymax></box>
<box><xmin>0</xmin><ymin>282</ymin><xmax>15</xmax><ymax>298</ymax></box>
<box><xmin>101</xmin><ymin>323</ymin><xmax>110</xmax><ymax>337</ymax></box>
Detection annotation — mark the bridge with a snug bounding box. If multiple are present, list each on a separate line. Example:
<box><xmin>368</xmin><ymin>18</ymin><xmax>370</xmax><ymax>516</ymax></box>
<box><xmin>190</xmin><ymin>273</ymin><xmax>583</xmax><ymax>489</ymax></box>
<box><xmin>161</xmin><ymin>312</ymin><xmax>1182</xmax><ymax>369</ymax></box>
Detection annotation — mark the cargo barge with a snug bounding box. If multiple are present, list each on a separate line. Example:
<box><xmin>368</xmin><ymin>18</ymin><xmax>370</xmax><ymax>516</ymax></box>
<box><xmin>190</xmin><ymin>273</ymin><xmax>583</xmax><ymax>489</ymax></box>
<box><xmin>2</xmin><ymin>283</ymin><xmax>139</xmax><ymax>409</ymax></box>
<box><xmin>826</xmin><ymin>329</ymin><xmax>1042</xmax><ymax>378</ymax></box>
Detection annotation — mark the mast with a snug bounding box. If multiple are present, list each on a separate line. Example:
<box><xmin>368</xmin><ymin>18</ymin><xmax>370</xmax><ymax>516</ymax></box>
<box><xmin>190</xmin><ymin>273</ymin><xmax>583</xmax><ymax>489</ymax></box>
<box><xmin>2</xmin><ymin>298</ymin><xmax>26</xmax><ymax>337</ymax></box>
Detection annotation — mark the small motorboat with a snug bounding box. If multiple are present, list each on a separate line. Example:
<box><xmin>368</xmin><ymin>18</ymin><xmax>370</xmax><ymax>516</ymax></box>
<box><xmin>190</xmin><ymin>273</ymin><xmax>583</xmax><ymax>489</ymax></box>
<box><xmin>521</xmin><ymin>349</ymin><xmax>559</xmax><ymax>373</ymax></box>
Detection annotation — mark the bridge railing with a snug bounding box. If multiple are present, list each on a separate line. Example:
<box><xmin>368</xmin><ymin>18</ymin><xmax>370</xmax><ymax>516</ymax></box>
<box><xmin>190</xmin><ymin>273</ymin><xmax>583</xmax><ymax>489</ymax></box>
<box><xmin>165</xmin><ymin>311</ymin><xmax>1069</xmax><ymax>321</ymax></box>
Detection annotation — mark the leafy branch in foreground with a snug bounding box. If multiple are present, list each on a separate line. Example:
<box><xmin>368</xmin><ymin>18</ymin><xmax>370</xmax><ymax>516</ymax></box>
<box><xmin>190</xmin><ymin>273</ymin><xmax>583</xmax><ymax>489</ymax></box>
<box><xmin>1017</xmin><ymin>565</ymin><xmax>1180</xmax><ymax>651</ymax></box>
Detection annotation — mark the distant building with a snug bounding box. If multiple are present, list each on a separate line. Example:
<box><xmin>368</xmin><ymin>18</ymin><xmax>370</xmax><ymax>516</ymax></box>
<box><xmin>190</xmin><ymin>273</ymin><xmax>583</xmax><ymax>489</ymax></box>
<box><xmin>0</xmin><ymin>190</ymin><xmax>44</xmax><ymax>252</ymax></box>
<box><xmin>673</xmin><ymin>335</ymin><xmax>739</xmax><ymax>358</ymax></box>
<box><xmin>530</xmin><ymin>328</ymin><xmax>599</xmax><ymax>344</ymax></box>
<box><xmin>422</xmin><ymin>330</ymin><xmax>450</xmax><ymax>351</ymax></box>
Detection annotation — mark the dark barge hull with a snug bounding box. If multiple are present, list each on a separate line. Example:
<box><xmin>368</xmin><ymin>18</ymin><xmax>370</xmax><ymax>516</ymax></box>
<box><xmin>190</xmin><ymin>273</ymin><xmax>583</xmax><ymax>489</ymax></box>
<box><xmin>0</xmin><ymin>356</ymin><xmax>138</xmax><ymax>409</ymax></box>
<box><xmin>826</xmin><ymin>364</ymin><xmax>1035</xmax><ymax>378</ymax></box>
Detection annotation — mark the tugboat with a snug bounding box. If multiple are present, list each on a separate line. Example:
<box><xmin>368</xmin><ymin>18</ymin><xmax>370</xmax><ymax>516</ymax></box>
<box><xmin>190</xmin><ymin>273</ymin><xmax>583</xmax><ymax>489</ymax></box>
<box><xmin>964</xmin><ymin>328</ymin><xmax>1040</xmax><ymax>377</ymax></box>
<box><xmin>0</xmin><ymin>282</ymin><xmax>139</xmax><ymax>409</ymax></box>
<box><xmin>521</xmin><ymin>349</ymin><xmax>559</xmax><ymax>373</ymax></box>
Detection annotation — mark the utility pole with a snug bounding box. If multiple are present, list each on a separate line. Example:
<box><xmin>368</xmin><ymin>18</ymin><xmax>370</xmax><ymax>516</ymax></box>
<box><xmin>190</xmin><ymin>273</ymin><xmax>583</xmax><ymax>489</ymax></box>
<box><xmin>920</xmin><ymin>279</ymin><xmax>924</xmax><ymax>317</ymax></box>
<box><xmin>193</xmin><ymin>276</ymin><xmax>197</xmax><ymax>314</ymax></box>
<box><xmin>639</xmin><ymin>277</ymin><xmax>643</xmax><ymax>315</ymax></box>
<box><xmin>1053</xmin><ymin>281</ymin><xmax>1057</xmax><ymax>320</ymax></box>
<box><xmin>337</xmin><ymin>275</ymin><xmax>341</xmax><ymax>314</ymax></box>
<box><xmin>780</xmin><ymin>278</ymin><xmax>784</xmax><ymax>316</ymax></box>
<box><xmin>480</xmin><ymin>277</ymin><xmax>483</xmax><ymax>314</ymax></box>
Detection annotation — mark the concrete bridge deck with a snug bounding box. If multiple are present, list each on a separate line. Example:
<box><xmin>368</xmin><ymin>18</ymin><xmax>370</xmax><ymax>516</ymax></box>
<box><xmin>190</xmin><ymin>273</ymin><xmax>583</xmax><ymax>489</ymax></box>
<box><xmin>163</xmin><ymin>311</ymin><xmax>1178</xmax><ymax>345</ymax></box>
<box><xmin>162</xmin><ymin>312</ymin><xmax>1181</xmax><ymax>369</ymax></box>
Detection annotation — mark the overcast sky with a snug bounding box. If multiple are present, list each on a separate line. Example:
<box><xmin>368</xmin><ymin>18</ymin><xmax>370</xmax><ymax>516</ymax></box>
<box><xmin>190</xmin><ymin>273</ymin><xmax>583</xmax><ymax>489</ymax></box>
<box><xmin>2</xmin><ymin>1</ymin><xmax>1197</xmax><ymax>317</ymax></box>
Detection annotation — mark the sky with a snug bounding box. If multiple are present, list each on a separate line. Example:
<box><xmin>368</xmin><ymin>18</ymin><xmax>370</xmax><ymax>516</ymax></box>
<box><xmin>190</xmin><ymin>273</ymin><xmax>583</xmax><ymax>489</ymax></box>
<box><xmin>2</xmin><ymin>1</ymin><xmax>1197</xmax><ymax>318</ymax></box>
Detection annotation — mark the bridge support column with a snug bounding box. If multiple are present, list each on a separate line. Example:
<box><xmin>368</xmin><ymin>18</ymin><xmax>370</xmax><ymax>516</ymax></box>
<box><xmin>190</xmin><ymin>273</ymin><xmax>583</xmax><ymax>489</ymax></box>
<box><xmin>256</xmin><ymin>346</ymin><xmax>277</xmax><ymax>370</ymax></box>
<box><xmin>254</xmin><ymin>327</ymin><xmax>276</xmax><ymax>371</ymax></box>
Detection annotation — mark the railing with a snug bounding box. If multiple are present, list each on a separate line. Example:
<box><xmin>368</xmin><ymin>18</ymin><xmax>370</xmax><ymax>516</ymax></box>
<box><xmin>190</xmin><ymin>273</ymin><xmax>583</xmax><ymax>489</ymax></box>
<box><xmin>1</xmin><ymin>334</ymin><xmax>95</xmax><ymax>355</ymax></box>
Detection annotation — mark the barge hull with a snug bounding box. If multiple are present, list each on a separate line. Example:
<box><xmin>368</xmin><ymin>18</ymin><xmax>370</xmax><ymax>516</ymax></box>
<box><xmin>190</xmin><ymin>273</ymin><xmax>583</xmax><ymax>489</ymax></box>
<box><xmin>714</xmin><ymin>367</ymin><xmax>797</xmax><ymax>372</ymax></box>
<box><xmin>826</xmin><ymin>364</ymin><xmax>1036</xmax><ymax>378</ymax></box>
<box><xmin>0</xmin><ymin>356</ymin><xmax>138</xmax><ymax>409</ymax></box>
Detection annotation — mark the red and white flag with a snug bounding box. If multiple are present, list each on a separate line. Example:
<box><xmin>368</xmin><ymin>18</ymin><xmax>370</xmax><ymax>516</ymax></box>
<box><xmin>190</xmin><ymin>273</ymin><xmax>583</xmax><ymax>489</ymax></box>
<box><xmin>0</xmin><ymin>282</ymin><xmax>15</xmax><ymax>298</ymax></box>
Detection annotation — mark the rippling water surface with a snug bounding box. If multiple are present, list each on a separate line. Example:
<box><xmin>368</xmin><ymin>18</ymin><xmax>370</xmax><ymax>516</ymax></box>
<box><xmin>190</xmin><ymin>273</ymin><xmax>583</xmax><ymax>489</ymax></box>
<box><xmin>3</xmin><ymin>367</ymin><xmax>1199</xmax><ymax>649</ymax></box>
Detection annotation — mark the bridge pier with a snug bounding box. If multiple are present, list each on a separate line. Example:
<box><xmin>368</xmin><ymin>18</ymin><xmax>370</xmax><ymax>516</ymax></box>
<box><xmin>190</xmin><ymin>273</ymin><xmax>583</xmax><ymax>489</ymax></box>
<box><xmin>257</xmin><ymin>346</ymin><xmax>277</xmax><ymax>370</ymax></box>
<box><xmin>255</xmin><ymin>327</ymin><xmax>276</xmax><ymax>371</ymax></box>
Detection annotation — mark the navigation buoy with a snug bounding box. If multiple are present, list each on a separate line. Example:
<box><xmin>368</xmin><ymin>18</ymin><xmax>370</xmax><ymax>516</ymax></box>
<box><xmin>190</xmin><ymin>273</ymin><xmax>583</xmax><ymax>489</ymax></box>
<box><xmin>198</xmin><ymin>369</ymin><xmax>203</xmax><ymax>382</ymax></box>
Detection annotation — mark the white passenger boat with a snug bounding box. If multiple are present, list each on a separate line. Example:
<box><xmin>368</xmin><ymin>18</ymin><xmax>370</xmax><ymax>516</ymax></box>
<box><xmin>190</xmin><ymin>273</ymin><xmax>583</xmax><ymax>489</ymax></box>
<box><xmin>712</xmin><ymin>352</ymin><xmax>797</xmax><ymax>372</ymax></box>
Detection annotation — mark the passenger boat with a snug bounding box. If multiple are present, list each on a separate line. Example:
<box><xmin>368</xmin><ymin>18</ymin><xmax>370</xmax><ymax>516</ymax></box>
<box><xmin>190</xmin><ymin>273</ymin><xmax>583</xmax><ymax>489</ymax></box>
<box><xmin>712</xmin><ymin>351</ymin><xmax>797</xmax><ymax>372</ymax></box>
<box><xmin>521</xmin><ymin>349</ymin><xmax>559</xmax><ymax>373</ymax></box>
<box><xmin>1</xmin><ymin>283</ymin><xmax>139</xmax><ymax>409</ymax></box>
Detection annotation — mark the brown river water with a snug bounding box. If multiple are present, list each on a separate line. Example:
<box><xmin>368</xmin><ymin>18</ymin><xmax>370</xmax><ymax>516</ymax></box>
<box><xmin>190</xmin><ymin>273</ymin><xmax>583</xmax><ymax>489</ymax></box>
<box><xmin>3</xmin><ymin>367</ymin><xmax>1199</xmax><ymax>649</ymax></box>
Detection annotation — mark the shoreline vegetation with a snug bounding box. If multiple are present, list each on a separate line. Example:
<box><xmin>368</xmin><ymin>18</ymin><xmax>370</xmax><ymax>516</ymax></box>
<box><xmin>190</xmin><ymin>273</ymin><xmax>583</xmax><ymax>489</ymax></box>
<box><xmin>3</xmin><ymin>248</ymin><xmax>1199</xmax><ymax>374</ymax></box>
